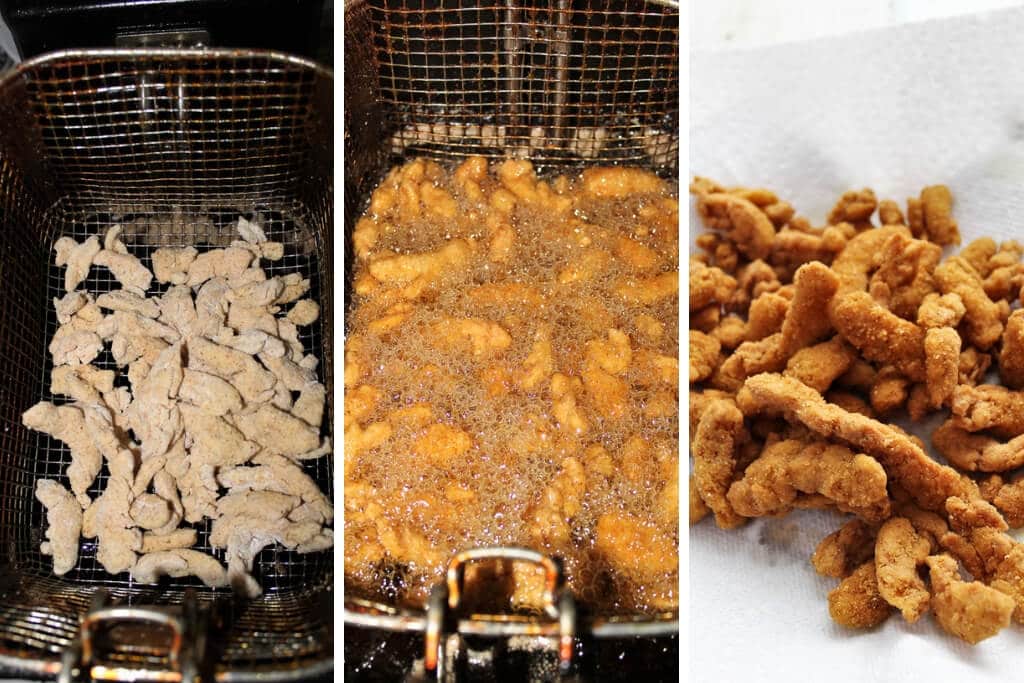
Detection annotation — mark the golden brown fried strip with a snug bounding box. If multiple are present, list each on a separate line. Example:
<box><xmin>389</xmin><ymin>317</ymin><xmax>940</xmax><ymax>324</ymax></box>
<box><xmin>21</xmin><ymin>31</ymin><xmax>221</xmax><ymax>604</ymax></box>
<box><xmin>812</xmin><ymin>519</ymin><xmax>879</xmax><ymax>578</ymax></box>
<box><xmin>916</xmin><ymin>292</ymin><xmax>966</xmax><ymax>330</ymax></box>
<box><xmin>828</xmin><ymin>561</ymin><xmax>892</xmax><ymax>629</ymax></box>
<box><xmin>961</xmin><ymin>238</ymin><xmax>998</xmax><ymax>277</ymax></box>
<box><xmin>710</xmin><ymin>315</ymin><xmax>747</xmax><ymax>350</ymax></box>
<box><xmin>991</xmin><ymin>475</ymin><xmax>1024</xmax><ymax>529</ymax></box>
<box><xmin>934</xmin><ymin>257</ymin><xmax>1003</xmax><ymax>350</ymax></box>
<box><xmin>689</xmin><ymin>259</ymin><xmax>736</xmax><ymax>312</ymax></box>
<box><xmin>959</xmin><ymin>347</ymin><xmax>992</xmax><ymax>386</ymax></box>
<box><xmin>783</xmin><ymin>337</ymin><xmax>856</xmax><ymax>393</ymax></box>
<box><xmin>694</xmin><ymin>192</ymin><xmax>776</xmax><ymax>260</ymax></box>
<box><xmin>770</xmin><ymin>227</ymin><xmax>848</xmax><ymax>269</ymax></box>
<box><xmin>738</xmin><ymin>373</ymin><xmax>970</xmax><ymax>512</ymax></box>
<box><xmin>830</xmin><ymin>291</ymin><xmax>926</xmax><ymax>381</ymax></box>
<box><xmin>932</xmin><ymin>419</ymin><xmax>1024</xmax><ymax>473</ymax></box>
<box><xmin>830</xmin><ymin>225</ymin><xmax>910</xmax><ymax>296</ymax></box>
<box><xmin>924</xmin><ymin>327</ymin><xmax>961</xmax><ymax>409</ymax></box>
<box><xmin>726</xmin><ymin>439</ymin><xmax>889</xmax><ymax>522</ymax></box>
<box><xmin>951</xmin><ymin>384</ymin><xmax>1024</xmax><ymax>438</ymax></box>
<box><xmin>875</xmin><ymin>517</ymin><xmax>931</xmax><ymax>622</ymax></box>
<box><xmin>692</xmin><ymin>399</ymin><xmax>746</xmax><ymax>529</ymax></box>
<box><xmin>745</xmin><ymin>292</ymin><xmax>789</xmax><ymax>341</ymax></box>
<box><xmin>688</xmin><ymin>389</ymin><xmax>733</xmax><ymax>443</ymax></box>
<box><xmin>919</xmin><ymin>185</ymin><xmax>960</xmax><ymax>246</ymax></box>
<box><xmin>689</xmin><ymin>474</ymin><xmax>710</xmax><ymax>525</ymax></box>
<box><xmin>868</xmin><ymin>233</ymin><xmax>941</xmax><ymax>320</ymax></box>
<box><xmin>878</xmin><ymin>199</ymin><xmax>905</xmax><ymax>226</ymax></box>
<box><xmin>827</xmin><ymin>189</ymin><xmax>877</xmax><ymax>227</ymax></box>
<box><xmin>999</xmin><ymin>309</ymin><xmax>1024</xmax><ymax>390</ymax></box>
<box><xmin>925</xmin><ymin>553</ymin><xmax>1014</xmax><ymax>644</ymax></box>
<box><xmin>869</xmin><ymin>366</ymin><xmax>909</xmax><ymax>416</ymax></box>
<box><xmin>825</xmin><ymin>389</ymin><xmax>876</xmax><ymax>418</ymax></box>
<box><xmin>689</xmin><ymin>331</ymin><xmax>721</xmax><ymax>384</ymax></box>
<box><xmin>690</xmin><ymin>304</ymin><xmax>720</xmax><ymax>333</ymax></box>
<box><xmin>964</xmin><ymin>527</ymin><xmax>1024</xmax><ymax>623</ymax></box>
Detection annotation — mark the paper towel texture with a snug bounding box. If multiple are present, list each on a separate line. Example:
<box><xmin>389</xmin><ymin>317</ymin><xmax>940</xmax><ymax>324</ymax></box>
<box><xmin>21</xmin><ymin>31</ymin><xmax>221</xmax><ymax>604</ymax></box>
<box><xmin>691</xmin><ymin>7</ymin><xmax>1024</xmax><ymax>682</ymax></box>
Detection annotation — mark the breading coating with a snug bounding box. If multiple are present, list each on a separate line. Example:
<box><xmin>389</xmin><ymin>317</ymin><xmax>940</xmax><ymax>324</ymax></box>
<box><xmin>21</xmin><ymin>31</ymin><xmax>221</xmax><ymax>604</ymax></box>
<box><xmin>925</xmin><ymin>553</ymin><xmax>1014</xmax><ymax>644</ymax></box>
<box><xmin>999</xmin><ymin>309</ymin><xmax>1024</xmax><ymax>389</ymax></box>
<box><xmin>812</xmin><ymin>518</ymin><xmax>878</xmax><ymax>578</ymax></box>
<box><xmin>951</xmin><ymin>384</ymin><xmax>1024</xmax><ymax>438</ymax></box>
<box><xmin>830</xmin><ymin>291</ymin><xmax>926</xmax><ymax>381</ymax></box>
<box><xmin>694</xmin><ymin>191</ymin><xmax>776</xmax><ymax>260</ymax></box>
<box><xmin>739</xmin><ymin>373</ymin><xmax>969</xmax><ymax>511</ymax></box>
<box><xmin>828</xmin><ymin>561</ymin><xmax>892</xmax><ymax>629</ymax></box>
<box><xmin>919</xmin><ymin>185</ymin><xmax>960</xmax><ymax>246</ymax></box>
<box><xmin>726</xmin><ymin>439</ymin><xmax>889</xmax><ymax>521</ymax></box>
<box><xmin>875</xmin><ymin>517</ymin><xmax>931</xmax><ymax>622</ymax></box>
<box><xmin>934</xmin><ymin>257</ymin><xmax>1003</xmax><ymax>350</ymax></box>
<box><xmin>689</xmin><ymin>330</ymin><xmax>721</xmax><ymax>383</ymax></box>
<box><xmin>868</xmin><ymin>232</ymin><xmax>941</xmax><ymax>320</ymax></box>
<box><xmin>932</xmin><ymin>420</ymin><xmax>1024</xmax><ymax>473</ymax></box>
<box><xmin>692</xmin><ymin>399</ymin><xmax>746</xmax><ymax>529</ymax></box>
<box><xmin>924</xmin><ymin>327</ymin><xmax>960</xmax><ymax>409</ymax></box>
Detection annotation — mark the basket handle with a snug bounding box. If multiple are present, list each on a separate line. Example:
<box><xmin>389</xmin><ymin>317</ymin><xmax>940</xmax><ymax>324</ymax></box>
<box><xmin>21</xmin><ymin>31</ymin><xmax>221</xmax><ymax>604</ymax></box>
<box><xmin>59</xmin><ymin>589</ymin><xmax>204</xmax><ymax>683</ymax></box>
<box><xmin>424</xmin><ymin>547</ymin><xmax>577</xmax><ymax>679</ymax></box>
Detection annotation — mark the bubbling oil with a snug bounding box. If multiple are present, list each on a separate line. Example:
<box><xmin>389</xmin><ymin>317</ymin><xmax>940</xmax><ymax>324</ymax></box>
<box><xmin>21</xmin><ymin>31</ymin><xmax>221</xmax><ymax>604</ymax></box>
<box><xmin>345</xmin><ymin>157</ymin><xmax>679</xmax><ymax>615</ymax></box>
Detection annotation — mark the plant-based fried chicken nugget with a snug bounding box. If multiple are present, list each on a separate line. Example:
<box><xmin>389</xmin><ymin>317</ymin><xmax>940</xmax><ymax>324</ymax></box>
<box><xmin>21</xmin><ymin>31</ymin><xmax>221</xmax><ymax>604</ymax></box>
<box><xmin>875</xmin><ymin>517</ymin><xmax>931</xmax><ymax>622</ymax></box>
<box><xmin>689</xmin><ymin>331</ymin><xmax>721</xmax><ymax>384</ymax></box>
<box><xmin>689</xmin><ymin>474</ymin><xmax>710</xmax><ymax>525</ymax></box>
<box><xmin>726</xmin><ymin>439</ymin><xmax>889</xmax><ymax>521</ymax></box>
<box><xmin>932</xmin><ymin>420</ymin><xmax>1024</xmax><ymax>473</ymax></box>
<box><xmin>990</xmin><ymin>475</ymin><xmax>1024</xmax><ymax>528</ymax></box>
<box><xmin>951</xmin><ymin>384</ymin><xmax>1024</xmax><ymax>438</ymax></box>
<box><xmin>828</xmin><ymin>561</ymin><xmax>892</xmax><ymax>629</ymax></box>
<box><xmin>831</xmin><ymin>226</ymin><xmax>910</xmax><ymax>296</ymax></box>
<box><xmin>868</xmin><ymin>232</ymin><xmax>941</xmax><ymax>320</ymax></box>
<box><xmin>831</xmin><ymin>291</ymin><xmax>926</xmax><ymax>381</ymax></box>
<box><xmin>739</xmin><ymin>373</ymin><xmax>970</xmax><ymax>512</ymax></box>
<box><xmin>692</xmin><ymin>399</ymin><xmax>746</xmax><ymax>529</ymax></box>
<box><xmin>919</xmin><ymin>185</ymin><xmax>961</xmax><ymax>246</ymax></box>
<box><xmin>869</xmin><ymin>365</ymin><xmax>910</xmax><ymax>416</ymax></box>
<box><xmin>878</xmin><ymin>199</ymin><xmax>905</xmax><ymax>226</ymax></box>
<box><xmin>744</xmin><ymin>292</ymin><xmax>789</xmax><ymax>342</ymax></box>
<box><xmin>917</xmin><ymin>292</ymin><xmax>966</xmax><ymax>330</ymax></box>
<box><xmin>812</xmin><ymin>519</ymin><xmax>879</xmax><ymax>578</ymax></box>
<box><xmin>924</xmin><ymin>327</ymin><xmax>961</xmax><ymax>409</ymax></box>
<box><xmin>783</xmin><ymin>336</ymin><xmax>856</xmax><ymax>393</ymax></box>
<box><xmin>693</xmin><ymin>191</ymin><xmax>776</xmax><ymax>260</ymax></box>
<box><xmin>999</xmin><ymin>309</ymin><xmax>1024</xmax><ymax>389</ymax></box>
<box><xmin>925</xmin><ymin>553</ymin><xmax>1014</xmax><ymax>644</ymax></box>
<box><xmin>690</xmin><ymin>259</ymin><xmax>737</xmax><ymax>313</ymax></box>
<box><xmin>827</xmin><ymin>189</ymin><xmax>877</xmax><ymax>228</ymax></box>
<box><xmin>963</xmin><ymin>527</ymin><xmax>1024</xmax><ymax>623</ymax></box>
<box><xmin>779</xmin><ymin>261</ymin><xmax>841</xmax><ymax>355</ymax></box>
<box><xmin>934</xmin><ymin>257</ymin><xmax>1003</xmax><ymax>350</ymax></box>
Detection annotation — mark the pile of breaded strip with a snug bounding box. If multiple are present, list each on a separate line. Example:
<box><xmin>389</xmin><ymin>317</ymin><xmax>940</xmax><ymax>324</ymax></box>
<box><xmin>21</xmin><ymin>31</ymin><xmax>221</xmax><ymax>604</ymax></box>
<box><xmin>690</xmin><ymin>178</ymin><xmax>1024</xmax><ymax>644</ymax></box>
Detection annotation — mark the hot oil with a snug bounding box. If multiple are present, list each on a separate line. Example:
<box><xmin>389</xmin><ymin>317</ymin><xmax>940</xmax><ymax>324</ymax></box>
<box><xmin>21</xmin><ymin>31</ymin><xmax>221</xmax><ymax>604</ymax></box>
<box><xmin>345</xmin><ymin>158</ymin><xmax>679</xmax><ymax>615</ymax></box>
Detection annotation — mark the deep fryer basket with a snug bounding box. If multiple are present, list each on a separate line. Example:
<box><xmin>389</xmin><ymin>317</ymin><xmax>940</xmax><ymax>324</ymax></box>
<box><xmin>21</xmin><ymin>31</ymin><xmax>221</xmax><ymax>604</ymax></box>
<box><xmin>344</xmin><ymin>0</ymin><xmax>679</xmax><ymax>675</ymax></box>
<box><xmin>0</xmin><ymin>49</ymin><xmax>333</xmax><ymax>680</ymax></box>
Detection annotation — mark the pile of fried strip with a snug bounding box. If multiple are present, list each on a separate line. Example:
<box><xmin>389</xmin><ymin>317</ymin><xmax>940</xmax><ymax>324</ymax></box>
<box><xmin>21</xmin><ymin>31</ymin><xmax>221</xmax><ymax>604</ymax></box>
<box><xmin>24</xmin><ymin>217</ymin><xmax>332</xmax><ymax>597</ymax></box>
<box><xmin>690</xmin><ymin>178</ymin><xmax>1024</xmax><ymax>644</ymax></box>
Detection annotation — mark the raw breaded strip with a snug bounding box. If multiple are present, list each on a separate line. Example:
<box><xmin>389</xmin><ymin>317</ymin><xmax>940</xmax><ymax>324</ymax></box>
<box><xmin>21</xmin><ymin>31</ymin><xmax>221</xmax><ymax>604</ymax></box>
<box><xmin>726</xmin><ymin>439</ymin><xmax>889</xmax><ymax>521</ymax></box>
<box><xmin>738</xmin><ymin>373</ymin><xmax>969</xmax><ymax>512</ymax></box>
<box><xmin>934</xmin><ymin>257</ymin><xmax>1002</xmax><ymax>350</ymax></box>
<box><xmin>828</xmin><ymin>561</ymin><xmax>892</xmax><ymax>629</ymax></box>
<box><xmin>924</xmin><ymin>327</ymin><xmax>960</xmax><ymax>409</ymax></box>
<box><xmin>925</xmin><ymin>553</ymin><xmax>1014</xmax><ymax>644</ymax></box>
<box><xmin>999</xmin><ymin>309</ymin><xmax>1024</xmax><ymax>389</ymax></box>
<box><xmin>691</xmin><ymin>399</ymin><xmax>746</xmax><ymax>529</ymax></box>
<box><xmin>875</xmin><ymin>517</ymin><xmax>931</xmax><ymax>623</ymax></box>
<box><xmin>812</xmin><ymin>519</ymin><xmax>879</xmax><ymax>578</ymax></box>
<box><xmin>783</xmin><ymin>337</ymin><xmax>856</xmax><ymax>393</ymax></box>
<box><xmin>830</xmin><ymin>291</ymin><xmax>926</xmax><ymax>382</ymax></box>
<box><xmin>932</xmin><ymin>420</ymin><xmax>1024</xmax><ymax>473</ymax></box>
<box><xmin>951</xmin><ymin>384</ymin><xmax>1024</xmax><ymax>438</ymax></box>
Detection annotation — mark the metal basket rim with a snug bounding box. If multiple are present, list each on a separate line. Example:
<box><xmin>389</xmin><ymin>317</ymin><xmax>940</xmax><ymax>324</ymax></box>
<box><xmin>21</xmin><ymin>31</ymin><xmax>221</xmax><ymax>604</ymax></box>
<box><xmin>2</xmin><ymin>47</ymin><xmax>333</xmax><ymax>88</ymax></box>
<box><xmin>343</xmin><ymin>600</ymin><xmax>679</xmax><ymax>638</ymax></box>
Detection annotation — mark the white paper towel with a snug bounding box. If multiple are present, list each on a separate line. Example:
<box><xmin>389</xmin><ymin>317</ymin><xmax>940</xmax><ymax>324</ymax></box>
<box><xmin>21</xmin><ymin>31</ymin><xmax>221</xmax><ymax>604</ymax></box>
<box><xmin>691</xmin><ymin>7</ymin><xmax>1024</xmax><ymax>682</ymax></box>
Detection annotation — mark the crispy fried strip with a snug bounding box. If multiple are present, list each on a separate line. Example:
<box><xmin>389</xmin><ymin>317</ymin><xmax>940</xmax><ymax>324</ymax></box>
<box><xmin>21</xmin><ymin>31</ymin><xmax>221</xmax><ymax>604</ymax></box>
<box><xmin>875</xmin><ymin>517</ymin><xmax>931</xmax><ymax>623</ymax></box>
<box><xmin>738</xmin><ymin>373</ymin><xmax>970</xmax><ymax>512</ymax></box>
<box><xmin>692</xmin><ymin>399</ymin><xmax>746</xmax><ymax>529</ymax></box>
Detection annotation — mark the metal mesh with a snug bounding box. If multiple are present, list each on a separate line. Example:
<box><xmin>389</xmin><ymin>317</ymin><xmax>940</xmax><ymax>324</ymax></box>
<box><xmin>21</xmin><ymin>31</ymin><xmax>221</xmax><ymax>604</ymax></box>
<box><xmin>0</xmin><ymin>50</ymin><xmax>332</xmax><ymax>679</ymax></box>
<box><xmin>366</xmin><ymin>0</ymin><xmax>679</xmax><ymax>169</ymax></box>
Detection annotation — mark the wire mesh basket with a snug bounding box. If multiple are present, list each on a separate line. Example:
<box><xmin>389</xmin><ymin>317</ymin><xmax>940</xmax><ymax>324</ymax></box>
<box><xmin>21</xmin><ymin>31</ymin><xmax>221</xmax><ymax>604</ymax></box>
<box><xmin>344</xmin><ymin>0</ymin><xmax>678</xmax><ymax>677</ymax></box>
<box><xmin>0</xmin><ymin>49</ymin><xmax>333</xmax><ymax>680</ymax></box>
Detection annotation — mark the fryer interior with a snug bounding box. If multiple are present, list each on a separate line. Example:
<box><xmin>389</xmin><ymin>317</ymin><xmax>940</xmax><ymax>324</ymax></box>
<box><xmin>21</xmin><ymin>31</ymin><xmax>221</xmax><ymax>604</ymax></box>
<box><xmin>344</xmin><ymin>0</ymin><xmax>679</xmax><ymax>617</ymax></box>
<box><xmin>0</xmin><ymin>51</ymin><xmax>333</xmax><ymax>678</ymax></box>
